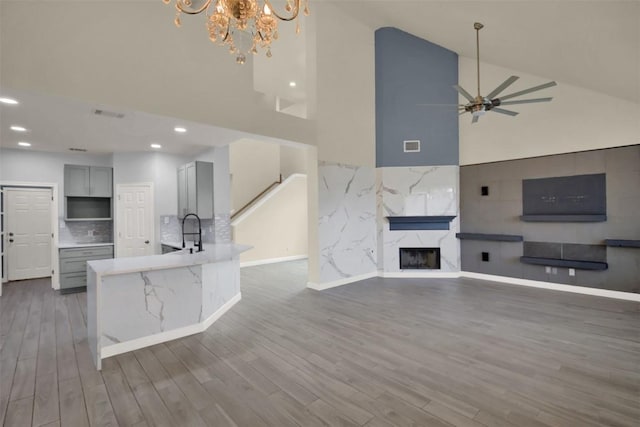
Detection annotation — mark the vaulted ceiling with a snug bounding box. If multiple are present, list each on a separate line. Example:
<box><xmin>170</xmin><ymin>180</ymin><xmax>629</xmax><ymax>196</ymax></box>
<box><xmin>0</xmin><ymin>1</ymin><xmax>637</xmax><ymax>155</ymax></box>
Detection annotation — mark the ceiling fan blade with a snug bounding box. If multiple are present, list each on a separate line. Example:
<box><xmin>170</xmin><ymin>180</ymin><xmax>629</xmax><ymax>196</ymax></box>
<box><xmin>485</xmin><ymin>75</ymin><xmax>519</xmax><ymax>100</ymax></box>
<box><xmin>491</xmin><ymin>107</ymin><xmax>519</xmax><ymax>116</ymax></box>
<box><xmin>499</xmin><ymin>97</ymin><xmax>553</xmax><ymax>106</ymax></box>
<box><xmin>499</xmin><ymin>81</ymin><xmax>557</xmax><ymax>101</ymax></box>
<box><xmin>453</xmin><ymin>85</ymin><xmax>475</xmax><ymax>102</ymax></box>
<box><xmin>471</xmin><ymin>115</ymin><xmax>480</xmax><ymax>123</ymax></box>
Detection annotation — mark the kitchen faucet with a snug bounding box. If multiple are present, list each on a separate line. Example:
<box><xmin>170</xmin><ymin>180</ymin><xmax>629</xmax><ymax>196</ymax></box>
<box><xmin>181</xmin><ymin>213</ymin><xmax>203</xmax><ymax>253</ymax></box>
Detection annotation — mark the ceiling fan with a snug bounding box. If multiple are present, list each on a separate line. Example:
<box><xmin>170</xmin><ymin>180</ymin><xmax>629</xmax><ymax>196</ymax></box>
<box><xmin>423</xmin><ymin>22</ymin><xmax>557</xmax><ymax>123</ymax></box>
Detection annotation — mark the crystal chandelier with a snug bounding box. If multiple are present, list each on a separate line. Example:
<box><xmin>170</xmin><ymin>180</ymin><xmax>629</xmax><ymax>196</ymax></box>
<box><xmin>163</xmin><ymin>0</ymin><xmax>310</xmax><ymax>64</ymax></box>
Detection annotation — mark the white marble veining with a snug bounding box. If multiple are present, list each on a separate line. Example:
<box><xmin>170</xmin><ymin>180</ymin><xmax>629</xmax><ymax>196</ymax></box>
<box><xmin>318</xmin><ymin>161</ymin><xmax>377</xmax><ymax>283</ymax></box>
<box><xmin>101</xmin><ymin>267</ymin><xmax>202</xmax><ymax>345</ymax></box>
<box><xmin>87</xmin><ymin>243</ymin><xmax>249</xmax><ymax>369</ymax></box>
<box><xmin>88</xmin><ymin>243</ymin><xmax>251</xmax><ymax>276</ymax></box>
<box><xmin>377</xmin><ymin>166</ymin><xmax>460</xmax><ymax>273</ymax></box>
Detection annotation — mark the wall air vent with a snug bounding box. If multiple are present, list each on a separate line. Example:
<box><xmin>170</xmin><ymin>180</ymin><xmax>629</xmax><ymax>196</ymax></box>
<box><xmin>403</xmin><ymin>140</ymin><xmax>420</xmax><ymax>153</ymax></box>
<box><xmin>93</xmin><ymin>109</ymin><xmax>125</xmax><ymax>119</ymax></box>
<box><xmin>69</xmin><ymin>148</ymin><xmax>88</xmax><ymax>152</ymax></box>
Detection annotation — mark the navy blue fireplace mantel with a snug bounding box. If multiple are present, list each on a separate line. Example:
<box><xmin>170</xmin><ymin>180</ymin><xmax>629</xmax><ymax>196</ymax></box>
<box><xmin>387</xmin><ymin>216</ymin><xmax>457</xmax><ymax>231</ymax></box>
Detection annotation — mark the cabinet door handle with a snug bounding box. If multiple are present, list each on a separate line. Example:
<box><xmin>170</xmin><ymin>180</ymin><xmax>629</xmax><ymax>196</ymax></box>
<box><xmin>145</xmin><ymin>240</ymin><xmax>150</xmax><ymax>244</ymax></box>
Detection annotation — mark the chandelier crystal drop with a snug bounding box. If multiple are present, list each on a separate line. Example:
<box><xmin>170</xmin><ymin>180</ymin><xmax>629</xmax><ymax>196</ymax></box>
<box><xmin>163</xmin><ymin>0</ymin><xmax>310</xmax><ymax>64</ymax></box>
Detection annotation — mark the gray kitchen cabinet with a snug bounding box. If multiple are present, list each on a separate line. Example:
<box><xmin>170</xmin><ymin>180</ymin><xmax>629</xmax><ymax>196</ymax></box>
<box><xmin>177</xmin><ymin>161</ymin><xmax>214</xmax><ymax>219</ymax></box>
<box><xmin>64</xmin><ymin>165</ymin><xmax>113</xmax><ymax>220</ymax></box>
<box><xmin>90</xmin><ymin>167</ymin><xmax>113</xmax><ymax>197</ymax></box>
<box><xmin>59</xmin><ymin>245</ymin><xmax>114</xmax><ymax>293</ymax></box>
<box><xmin>64</xmin><ymin>165</ymin><xmax>91</xmax><ymax>196</ymax></box>
<box><xmin>64</xmin><ymin>165</ymin><xmax>112</xmax><ymax>197</ymax></box>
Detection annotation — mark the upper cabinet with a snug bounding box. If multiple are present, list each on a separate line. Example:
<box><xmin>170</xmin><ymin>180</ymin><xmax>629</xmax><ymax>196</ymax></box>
<box><xmin>64</xmin><ymin>165</ymin><xmax>113</xmax><ymax>221</ymax></box>
<box><xmin>64</xmin><ymin>165</ymin><xmax>113</xmax><ymax>197</ymax></box>
<box><xmin>177</xmin><ymin>161</ymin><xmax>214</xmax><ymax>219</ymax></box>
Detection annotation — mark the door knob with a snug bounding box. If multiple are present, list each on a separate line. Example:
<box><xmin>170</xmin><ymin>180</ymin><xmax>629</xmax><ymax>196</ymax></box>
<box><xmin>9</xmin><ymin>232</ymin><xmax>13</xmax><ymax>236</ymax></box>
<box><xmin>9</xmin><ymin>239</ymin><xmax>14</xmax><ymax>243</ymax></box>
<box><xmin>145</xmin><ymin>240</ymin><xmax>150</xmax><ymax>244</ymax></box>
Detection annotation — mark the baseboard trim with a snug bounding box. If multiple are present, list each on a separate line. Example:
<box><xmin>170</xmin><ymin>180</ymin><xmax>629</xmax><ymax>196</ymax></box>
<box><xmin>460</xmin><ymin>272</ymin><xmax>640</xmax><ymax>302</ymax></box>
<box><xmin>307</xmin><ymin>271</ymin><xmax>378</xmax><ymax>291</ymax></box>
<box><xmin>379</xmin><ymin>271</ymin><xmax>460</xmax><ymax>279</ymax></box>
<box><xmin>101</xmin><ymin>292</ymin><xmax>242</xmax><ymax>359</ymax></box>
<box><xmin>307</xmin><ymin>269</ymin><xmax>638</xmax><ymax>301</ymax></box>
<box><xmin>240</xmin><ymin>255</ymin><xmax>308</xmax><ymax>268</ymax></box>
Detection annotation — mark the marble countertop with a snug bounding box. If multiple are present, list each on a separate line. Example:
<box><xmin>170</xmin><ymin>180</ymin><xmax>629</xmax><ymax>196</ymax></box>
<box><xmin>88</xmin><ymin>243</ymin><xmax>252</xmax><ymax>277</ymax></box>
<box><xmin>59</xmin><ymin>242</ymin><xmax>114</xmax><ymax>249</ymax></box>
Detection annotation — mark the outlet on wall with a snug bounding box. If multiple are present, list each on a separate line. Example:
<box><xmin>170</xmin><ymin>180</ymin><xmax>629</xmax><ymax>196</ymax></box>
<box><xmin>569</xmin><ymin>268</ymin><xmax>575</xmax><ymax>276</ymax></box>
<box><xmin>545</xmin><ymin>266</ymin><xmax>551</xmax><ymax>273</ymax></box>
<box><xmin>88</xmin><ymin>230</ymin><xmax>94</xmax><ymax>237</ymax></box>
<box><xmin>551</xmin><ymin>267</ymin><xmax>558</xmax><ymax>275</ymax></box>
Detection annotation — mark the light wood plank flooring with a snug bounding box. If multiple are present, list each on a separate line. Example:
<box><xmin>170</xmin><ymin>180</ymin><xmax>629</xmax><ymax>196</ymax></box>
<box><xmin>1</xmin><ymin>260</ymin><xmax>638</xmax><ymax>426</ymax></box>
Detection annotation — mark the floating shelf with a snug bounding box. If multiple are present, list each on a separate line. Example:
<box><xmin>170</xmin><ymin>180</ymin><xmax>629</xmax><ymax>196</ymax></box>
<box><xmin>605</xmin><ymin>239</ymin><xmax>640</xmax><ymax>249</ymax></box>
<box><xmin>520</xmin><ymin>256</ymin><xmax>608</xmax><ymax>271</ymax></box>
<box><xmin>456</xmin><ymin>233</ymin><xmax>523</xmax><ymax>242</ymax></box>
<box><xmin>520</xmin><ymin>214</ymin><xmax>607</xmax><ymax>222</ymax></box>
<box><xmin>387</xmin><ymin>216</ymin><xmax>456</xmax><ymax>231</ymax></box>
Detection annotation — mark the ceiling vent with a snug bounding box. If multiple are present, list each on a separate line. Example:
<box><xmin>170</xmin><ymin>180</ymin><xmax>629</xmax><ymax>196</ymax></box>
<box><xmin>93</xmin><ymin>109</ymin><xmax>125</xmax><ymax>119</ymax></box>
<box><xmin>69</xmin><ymin>147</ymin><xmax>88</xmax><ymax>152</ymax></box>
<box><xmin>403</xmin><ymin>140</ymin><xmax>421</xmax><ymax>153</ymax></box>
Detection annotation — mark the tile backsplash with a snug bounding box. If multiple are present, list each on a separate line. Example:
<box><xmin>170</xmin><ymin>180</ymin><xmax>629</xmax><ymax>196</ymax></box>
<box><xmin>160</xmin><ymin>214</ymin><xmax>231</xmax><ymax>245</ymax></box>
<box><xmin>59</xmin><ymin>218</ymin><xmax>113</xmax><ymax>244</ymax></box>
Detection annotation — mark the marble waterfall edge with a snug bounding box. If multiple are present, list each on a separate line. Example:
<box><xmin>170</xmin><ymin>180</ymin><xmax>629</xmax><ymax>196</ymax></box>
<box><xmin>87</xmin><ymin>243</ymin><xmax>248</xmax><ymax>369</ymax></box>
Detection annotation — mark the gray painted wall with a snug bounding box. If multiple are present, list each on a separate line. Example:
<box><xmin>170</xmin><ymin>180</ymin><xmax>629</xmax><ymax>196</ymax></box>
<box><xmin>375</xmin><ymin>27</ymin><xmax>459</xmax><ymax>167</ymax></box>
<box><xmin>459</xmin><ymin>145</ymin><xmax>640</xmax><ymax>293</ymax></box>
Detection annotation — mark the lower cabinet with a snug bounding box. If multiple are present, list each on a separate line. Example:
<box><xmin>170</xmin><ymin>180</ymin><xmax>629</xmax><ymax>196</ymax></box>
<box><xmin>59</xmin><ymin>246</ymin><xmax>114</xmax><ymax>294</ymax></box>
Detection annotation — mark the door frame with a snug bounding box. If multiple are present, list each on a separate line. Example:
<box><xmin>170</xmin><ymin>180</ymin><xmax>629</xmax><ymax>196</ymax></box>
<box><xmin>114</xmin><ymin>182</ymin><xmax>155</xmax><ymax>258</ymax></box>
<box><xmin>1</xmin><ymin>181</ymin><xmax>59</xmax><ymax>295</ymax></box>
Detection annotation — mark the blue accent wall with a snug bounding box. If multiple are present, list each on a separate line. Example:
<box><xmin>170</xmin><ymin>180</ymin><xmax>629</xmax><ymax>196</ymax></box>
<box><xmin>375</xmin><ymin>27</ymin><xmax>459</xmax><ymax>167</ymax></box>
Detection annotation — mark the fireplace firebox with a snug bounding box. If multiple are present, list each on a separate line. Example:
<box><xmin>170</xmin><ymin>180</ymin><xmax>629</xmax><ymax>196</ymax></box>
<box><xmin>399</xmin><ymin>248</ymin><xmax>441</xmax><ymax>270</ymax></box>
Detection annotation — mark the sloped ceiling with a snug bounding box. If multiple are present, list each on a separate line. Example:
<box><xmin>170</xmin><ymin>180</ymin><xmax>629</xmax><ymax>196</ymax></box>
<box><xmin>0</xmin><ymin>1</ymin><xmax>637</xmax><ymax>156</ymax></box>
<box><xmin>334</xmin><ymin>0</ymin><xmax>639</xmax><ymax>103</ymax></box>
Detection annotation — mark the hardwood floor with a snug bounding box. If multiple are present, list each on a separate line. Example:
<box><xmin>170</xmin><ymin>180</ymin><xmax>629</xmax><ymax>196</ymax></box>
<box><xmin>1</xmin><ymin>260</ymin><xmax>638</xmax><ymax>426</ymax></box>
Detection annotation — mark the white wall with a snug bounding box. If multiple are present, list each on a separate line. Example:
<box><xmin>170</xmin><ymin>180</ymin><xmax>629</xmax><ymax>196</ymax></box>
<box><xmin>459</xmin><ymin>57</ymin><xmax>640</xmax><ymax>165</ymax></box>
<box><xmin>280</xmin><ymin>145</ymin><xmax>308</xmax><ymax>178</ymax></box>
<box><xmin>0</xmin><ymin>148</ymin><xmax>113</xmax><ymax>215</ymax></box>
<box><xmin>233</xmin><ymin>174</ymin><xmax>308</xmax><ymax>264</ymax></box>
<box><xmin>229</xmin><ymin>139</ymin><xmax>280</xmax><ymax>213</ymax></box>
<box><xmin>314</xmin><ymin>2</ymin><xmax>376</xmax><ymax>167</ymax></box>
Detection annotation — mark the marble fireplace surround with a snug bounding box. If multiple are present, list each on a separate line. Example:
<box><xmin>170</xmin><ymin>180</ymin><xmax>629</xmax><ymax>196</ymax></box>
<box><xmin>377</xmin><ymin>166</ymin><xmax>461</xmax><ymax>277</ymax></box>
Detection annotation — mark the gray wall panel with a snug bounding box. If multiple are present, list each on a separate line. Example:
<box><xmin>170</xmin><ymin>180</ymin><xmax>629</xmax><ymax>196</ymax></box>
<box><xmin>460</xmin><ymin>145</ymin><xmax>640</xmax><ymax>294</ymax></box>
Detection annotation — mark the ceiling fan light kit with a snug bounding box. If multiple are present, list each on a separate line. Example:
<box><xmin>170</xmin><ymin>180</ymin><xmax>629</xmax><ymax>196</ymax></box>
<box><xmin>455</xmin><ymin>22</ymin><xmax>557</xmax><ymax>123</ymax></box>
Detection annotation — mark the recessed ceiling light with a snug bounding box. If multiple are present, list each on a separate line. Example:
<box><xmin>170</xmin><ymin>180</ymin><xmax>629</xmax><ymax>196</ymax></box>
<box><xmin>10</xmin><ymin>125</ymin><xmax>27</xmax><ymax>132</ymax></box>
<box><xmin>150</xmin><ymin>143</ymin><xmax>162</xmax><ymax>149</ymax></box>
<box><xmin>289</xmin><ymin>81</ymin><xmax>297</xmax><ymax>87</ymax></box>
<box><xmin>0</xmin><ymin>97</ymin><xmax>19</xmax><ymax>105</ymax></box>
<box><xmin>174</xmin><ymin>127</ymin><xmax>187</xmax><ymax>133</ymax></box>
<box><xmin>18</xmin><ymin>142</ymin><xmax>31</xmax><ymax>147</ymax></box>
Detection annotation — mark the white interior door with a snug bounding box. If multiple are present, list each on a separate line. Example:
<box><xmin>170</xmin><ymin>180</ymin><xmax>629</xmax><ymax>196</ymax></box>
<box><xmin>116</xmin><ymin>184</ymin><xmax>154</xmax><ymax>258</ymax></box>
<box><xmin>7</xmin><ymin>188</ymin><xmax>52</xmax><ymax>281</ymax></box>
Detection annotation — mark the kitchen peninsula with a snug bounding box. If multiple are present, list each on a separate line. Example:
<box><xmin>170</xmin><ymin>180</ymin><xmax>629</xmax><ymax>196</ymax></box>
<box><xmin>87</xmin><ymin>243</ymin><xmax>250</xmax><ymax>370</ymax></box>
